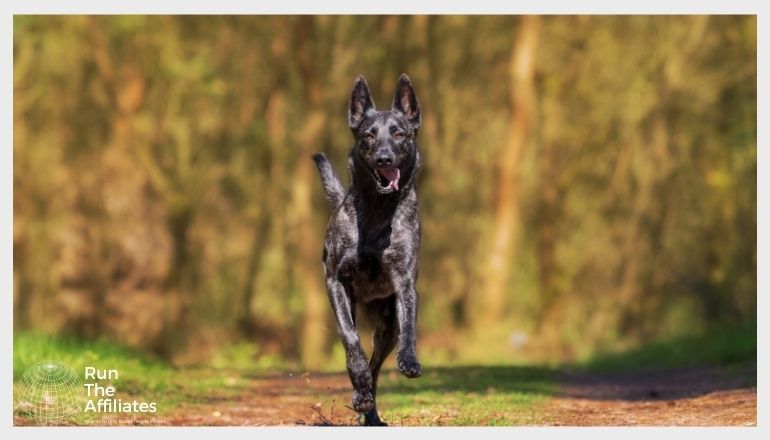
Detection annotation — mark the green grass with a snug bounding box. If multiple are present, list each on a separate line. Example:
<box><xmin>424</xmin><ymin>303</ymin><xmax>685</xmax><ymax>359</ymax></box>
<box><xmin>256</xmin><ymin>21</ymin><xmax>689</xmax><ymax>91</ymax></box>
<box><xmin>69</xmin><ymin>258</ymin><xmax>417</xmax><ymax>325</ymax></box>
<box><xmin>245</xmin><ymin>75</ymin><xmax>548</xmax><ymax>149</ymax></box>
<box><xmin>13</xmin><ymin>333</ymin><xmax>247</xmax><ymax>425</ymax></box>
<box><xmin>376</xmin><ymin>365</ymin><xmax>555</xmax><ymax>425</ymax></box>
<box><xmin>14</xmin><ymin>332</ymin><xmax>169</xmax><ymax>382</ymax></box>
<box><xmin>579</xmin><ymin>319</ymin><xmax>757</xmax><ymax>373</ymax></box>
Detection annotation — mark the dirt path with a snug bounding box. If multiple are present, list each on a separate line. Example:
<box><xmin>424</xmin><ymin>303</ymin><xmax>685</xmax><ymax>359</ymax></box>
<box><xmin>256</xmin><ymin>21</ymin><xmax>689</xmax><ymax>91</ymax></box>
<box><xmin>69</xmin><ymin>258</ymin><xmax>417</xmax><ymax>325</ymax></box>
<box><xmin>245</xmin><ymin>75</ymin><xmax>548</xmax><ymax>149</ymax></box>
<box><xmin>546</xmin><ymin>365</ymin><xmax>757</xmax><ymax>426</ymax></box>
<box><xmin>168</xmin><ymin>372</ymin><xmax>362</xmax><ymax>426</ymax></box>
<box><xmin>164</xmin><ymin>364</ymin><xmax>756</xmax><ymax>426</ymax></box>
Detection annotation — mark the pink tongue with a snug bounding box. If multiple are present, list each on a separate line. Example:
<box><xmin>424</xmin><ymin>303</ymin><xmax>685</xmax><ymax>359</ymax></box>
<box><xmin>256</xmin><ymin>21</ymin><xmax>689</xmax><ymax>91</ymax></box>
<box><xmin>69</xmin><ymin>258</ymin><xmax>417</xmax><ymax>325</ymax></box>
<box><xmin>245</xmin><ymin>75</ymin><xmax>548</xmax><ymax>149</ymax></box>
<box><xmin>379</xmin><ymin>168</ymin><xmax>400</xmax><ymax>191</ymax></box>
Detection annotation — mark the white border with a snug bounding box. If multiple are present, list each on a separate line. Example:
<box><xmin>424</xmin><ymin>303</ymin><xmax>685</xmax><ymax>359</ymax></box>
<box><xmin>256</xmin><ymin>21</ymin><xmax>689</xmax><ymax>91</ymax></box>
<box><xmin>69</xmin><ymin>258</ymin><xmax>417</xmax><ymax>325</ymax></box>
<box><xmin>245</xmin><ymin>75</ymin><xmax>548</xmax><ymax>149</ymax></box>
<box><xmin>1</xmin><ymin>0</ymin><xmax>765</xmax><ymax>14</ymax></box>
<box><xmin>2</xmin><ymin>1</ymin><xmax>765</xmax><ymax>440</ymax></box>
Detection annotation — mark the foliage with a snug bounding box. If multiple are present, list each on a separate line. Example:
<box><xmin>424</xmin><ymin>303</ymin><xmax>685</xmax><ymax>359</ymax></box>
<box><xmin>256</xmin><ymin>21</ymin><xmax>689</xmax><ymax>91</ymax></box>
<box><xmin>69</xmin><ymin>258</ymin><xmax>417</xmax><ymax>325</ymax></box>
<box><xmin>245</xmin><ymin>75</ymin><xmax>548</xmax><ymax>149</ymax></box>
<box><xmin>13</xmin><ymin>16</ymin><xmax>756</xmax><ymax>367</ymax></box>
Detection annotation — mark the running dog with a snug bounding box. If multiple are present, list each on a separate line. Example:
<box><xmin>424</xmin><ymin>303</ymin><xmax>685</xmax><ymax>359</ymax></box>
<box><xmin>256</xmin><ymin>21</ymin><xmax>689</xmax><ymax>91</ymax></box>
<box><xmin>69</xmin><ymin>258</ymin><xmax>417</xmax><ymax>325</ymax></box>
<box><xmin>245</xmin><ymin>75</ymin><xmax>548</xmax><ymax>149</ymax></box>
<box><xmin>312</xmin><ymin>74</ymin><xmax>423</xmax><ymax>426</ymax></box>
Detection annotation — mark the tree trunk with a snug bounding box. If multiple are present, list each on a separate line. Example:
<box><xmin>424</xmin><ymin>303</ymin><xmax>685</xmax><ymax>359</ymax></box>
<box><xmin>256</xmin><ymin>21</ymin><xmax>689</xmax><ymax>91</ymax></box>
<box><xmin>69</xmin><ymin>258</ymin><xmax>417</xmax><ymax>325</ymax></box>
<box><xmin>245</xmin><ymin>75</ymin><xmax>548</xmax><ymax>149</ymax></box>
<box><xmin>293</xmin><ymin>111</ymin><xmax>328</xmax><ymax>368</ymax></box>
<box><xmin>479</xmin><ymin>16</ymin><xmax>540</xmax><ymax>323</ymax></box>
<box><xmin>293</xmin><ymin>16</ymin><xmax>328</xmax><ymax>368</ymax></box>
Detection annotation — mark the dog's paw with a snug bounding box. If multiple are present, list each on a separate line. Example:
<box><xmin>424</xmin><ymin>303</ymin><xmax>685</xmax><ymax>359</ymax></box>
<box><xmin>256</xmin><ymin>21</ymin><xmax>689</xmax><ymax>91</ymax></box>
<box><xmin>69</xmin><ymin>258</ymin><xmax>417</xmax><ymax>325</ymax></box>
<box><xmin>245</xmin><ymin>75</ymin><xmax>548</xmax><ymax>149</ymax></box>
<box><xmin>362</xmin><ymin>411</ymin><xmax>388</xmax><ymax>426</ymax></box>
<box><xmin>359</xmin><ymin>409</ymin><xmax>388</xmax><ymax>426</ymax></box>
<box><xmin>352</xmin><ymin>389</ymin><xmax>374</xmax><ymax>413</ymax></box>
<box><xmin>396</xmin><ymin>354</ymin><xmax>422</xmax><ymax>378</ymax></box>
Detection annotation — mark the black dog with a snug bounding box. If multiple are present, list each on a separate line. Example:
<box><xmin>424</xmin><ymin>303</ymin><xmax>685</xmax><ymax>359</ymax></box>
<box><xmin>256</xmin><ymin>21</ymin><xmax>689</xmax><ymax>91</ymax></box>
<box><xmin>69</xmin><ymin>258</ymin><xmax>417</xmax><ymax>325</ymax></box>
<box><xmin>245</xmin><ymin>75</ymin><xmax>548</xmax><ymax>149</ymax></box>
<box><xmin>312</xmin><ymin>74</ymin><xmax>423</xmax><ymax>426</ymax></box>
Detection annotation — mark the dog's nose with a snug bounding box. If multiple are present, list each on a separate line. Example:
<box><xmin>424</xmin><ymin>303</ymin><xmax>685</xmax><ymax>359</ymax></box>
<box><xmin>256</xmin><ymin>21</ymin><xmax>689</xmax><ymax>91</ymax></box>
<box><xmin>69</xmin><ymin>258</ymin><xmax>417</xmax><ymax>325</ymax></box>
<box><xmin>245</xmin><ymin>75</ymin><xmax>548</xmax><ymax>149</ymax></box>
<box><xmin>375</xmin><ymin>154</ymin><xmax>394</xmax><ymax>166</ymax></box>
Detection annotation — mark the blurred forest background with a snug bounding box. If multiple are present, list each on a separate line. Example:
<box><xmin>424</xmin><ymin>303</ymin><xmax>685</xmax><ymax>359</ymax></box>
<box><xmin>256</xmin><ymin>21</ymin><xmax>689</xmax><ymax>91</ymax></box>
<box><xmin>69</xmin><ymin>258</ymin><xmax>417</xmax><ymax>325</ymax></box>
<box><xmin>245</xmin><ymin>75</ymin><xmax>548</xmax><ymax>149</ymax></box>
<box><xmin>13</xmin><ymin>16</ymin><xmax>756</xmax><ymax>369</ymax></box>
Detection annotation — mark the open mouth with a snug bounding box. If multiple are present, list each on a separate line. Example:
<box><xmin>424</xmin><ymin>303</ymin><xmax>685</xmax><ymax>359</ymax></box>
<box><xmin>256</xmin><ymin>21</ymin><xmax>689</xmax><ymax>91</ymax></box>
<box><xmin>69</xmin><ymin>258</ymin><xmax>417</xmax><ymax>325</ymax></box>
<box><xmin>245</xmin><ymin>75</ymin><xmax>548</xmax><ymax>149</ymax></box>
<box><xmin>373</xmin><ymin>167</ymin><xmax>400</xmax><ymax>192</ymax></box>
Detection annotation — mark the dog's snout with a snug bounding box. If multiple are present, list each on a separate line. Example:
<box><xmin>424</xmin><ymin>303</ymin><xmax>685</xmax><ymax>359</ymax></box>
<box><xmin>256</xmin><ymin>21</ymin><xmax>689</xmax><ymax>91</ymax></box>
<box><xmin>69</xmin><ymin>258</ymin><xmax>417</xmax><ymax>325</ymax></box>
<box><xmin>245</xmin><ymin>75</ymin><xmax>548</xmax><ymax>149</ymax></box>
<box><xmin>375</xmin><ymin>152</ymin><xmax>394</xmax><ymax>166</ymax></box>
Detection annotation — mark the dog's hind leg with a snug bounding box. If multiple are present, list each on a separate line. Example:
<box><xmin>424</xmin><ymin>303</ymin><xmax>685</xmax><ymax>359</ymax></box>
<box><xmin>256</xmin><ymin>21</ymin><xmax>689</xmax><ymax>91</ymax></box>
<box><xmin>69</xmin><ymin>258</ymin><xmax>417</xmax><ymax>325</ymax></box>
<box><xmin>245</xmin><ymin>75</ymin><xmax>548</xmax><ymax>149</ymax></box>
<box><xmin>362</xmin><ymin>296</ymin><xmax>398</xmax><ymax>426</ymax></box>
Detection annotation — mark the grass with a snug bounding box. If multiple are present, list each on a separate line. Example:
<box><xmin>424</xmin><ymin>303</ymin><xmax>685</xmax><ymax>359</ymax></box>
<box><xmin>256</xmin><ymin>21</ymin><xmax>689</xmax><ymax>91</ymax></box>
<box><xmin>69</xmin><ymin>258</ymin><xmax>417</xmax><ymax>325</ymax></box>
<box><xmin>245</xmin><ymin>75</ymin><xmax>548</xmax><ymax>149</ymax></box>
<box><xmin>13</xmin><ymin>333</ymin><xmax>247</xmax><ymax>425</ymax></box>
<box><xmin>13</xmin><ymin>319</ymin><xmax>756</xmax><ymax>426</ymax></box>
<box><xmin>580</xmin><ymin>319</ymin><xmax>757</xmax><ymax>373</ymax></box>
<box><xmin>376</xmin><ymin>365</ymin><xmax>555</xmax><ymax>426</ymax></box>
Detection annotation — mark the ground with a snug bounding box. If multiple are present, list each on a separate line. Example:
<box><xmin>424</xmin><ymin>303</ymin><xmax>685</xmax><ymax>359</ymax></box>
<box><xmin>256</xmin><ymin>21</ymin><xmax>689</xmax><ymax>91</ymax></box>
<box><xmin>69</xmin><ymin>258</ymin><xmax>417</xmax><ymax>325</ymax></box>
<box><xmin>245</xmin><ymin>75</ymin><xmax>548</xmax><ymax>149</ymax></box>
<box><xmin>164</xmin><ymin>364</ymin><xmax>755</xmax><ymax>426</ymax></box>
<box><xmin>13</xmin><ymin>325</ymin><xmax>757</xmax><ymax>427</ymax></box>
<box><xmin>17</xmin><ymin>363</ymin><xmax>752</xmax><ymax>427</ymax></box>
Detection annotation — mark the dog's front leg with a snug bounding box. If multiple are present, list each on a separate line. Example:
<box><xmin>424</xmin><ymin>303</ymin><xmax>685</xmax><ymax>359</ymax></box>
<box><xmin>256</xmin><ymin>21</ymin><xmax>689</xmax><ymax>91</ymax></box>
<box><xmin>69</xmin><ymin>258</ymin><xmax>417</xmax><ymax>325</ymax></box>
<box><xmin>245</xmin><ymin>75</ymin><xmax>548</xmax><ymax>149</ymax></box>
<box><xmin>325</xmin><ymin>275</ymin><xmax>374</xmax><ymax>413</ymax></box>
<box><xmin>393</xmin><ymin>279</ymin><xmax>422</xmax><ymax>378</ymax></box>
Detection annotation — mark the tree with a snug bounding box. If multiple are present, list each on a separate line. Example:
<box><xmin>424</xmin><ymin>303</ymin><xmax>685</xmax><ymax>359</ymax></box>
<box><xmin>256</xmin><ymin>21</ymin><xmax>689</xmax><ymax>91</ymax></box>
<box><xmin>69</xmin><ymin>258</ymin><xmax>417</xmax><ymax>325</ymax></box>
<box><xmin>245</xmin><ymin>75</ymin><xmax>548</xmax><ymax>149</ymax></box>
<box><xmin>479</xmin><ymin>16</ymin><xmax>540</xmax><ymax>323</ymax></box>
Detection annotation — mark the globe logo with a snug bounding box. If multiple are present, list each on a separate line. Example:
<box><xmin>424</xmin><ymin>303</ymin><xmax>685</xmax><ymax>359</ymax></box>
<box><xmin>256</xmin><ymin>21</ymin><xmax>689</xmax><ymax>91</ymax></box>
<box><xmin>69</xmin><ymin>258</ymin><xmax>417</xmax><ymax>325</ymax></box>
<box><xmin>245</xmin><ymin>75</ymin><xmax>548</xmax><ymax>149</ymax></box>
<box><xmin>16</xmin><ymin>361</ymin><xmax>81</xmax><ymax>425</ymax></box>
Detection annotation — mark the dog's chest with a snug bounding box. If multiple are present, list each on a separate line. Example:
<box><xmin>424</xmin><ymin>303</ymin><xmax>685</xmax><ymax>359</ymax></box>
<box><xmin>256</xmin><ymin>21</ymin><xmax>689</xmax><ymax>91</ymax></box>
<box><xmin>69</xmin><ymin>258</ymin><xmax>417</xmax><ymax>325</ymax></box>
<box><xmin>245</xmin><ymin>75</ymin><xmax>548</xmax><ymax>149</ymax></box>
<box><xmin>335</xmin><ymin>195</ymin><xmax>417</xmax><ymax>302</ymax></box>
<box><xmin>349</xmin><ymin>229</ymin><xmax>395</xmax><ymax>301</ymax></box>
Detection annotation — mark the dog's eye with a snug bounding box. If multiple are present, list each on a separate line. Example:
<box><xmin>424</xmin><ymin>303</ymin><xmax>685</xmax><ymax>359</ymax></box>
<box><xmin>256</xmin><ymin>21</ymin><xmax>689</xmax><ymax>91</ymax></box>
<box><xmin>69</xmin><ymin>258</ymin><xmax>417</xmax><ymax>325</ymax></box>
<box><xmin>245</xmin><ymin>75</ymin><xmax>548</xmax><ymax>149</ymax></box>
<box><xmin>364</xmin><ymin>133</ymin><xmax>376</xmax><ymax>143</ymax></box>
<box><xmin>394</xmin><ymin>132</ymin><xmax>405</xmax><ymax>141</ymax></box>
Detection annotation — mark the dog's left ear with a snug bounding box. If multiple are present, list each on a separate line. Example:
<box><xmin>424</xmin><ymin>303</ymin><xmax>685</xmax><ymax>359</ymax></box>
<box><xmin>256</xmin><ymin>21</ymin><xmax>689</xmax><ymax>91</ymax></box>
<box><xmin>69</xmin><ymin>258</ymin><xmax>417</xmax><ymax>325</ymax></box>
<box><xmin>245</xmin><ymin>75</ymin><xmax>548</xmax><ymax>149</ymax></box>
<box><xmin>392</xmin><ymin>73</ymin><xmax>421</xmax><ymax>130</ymax></box>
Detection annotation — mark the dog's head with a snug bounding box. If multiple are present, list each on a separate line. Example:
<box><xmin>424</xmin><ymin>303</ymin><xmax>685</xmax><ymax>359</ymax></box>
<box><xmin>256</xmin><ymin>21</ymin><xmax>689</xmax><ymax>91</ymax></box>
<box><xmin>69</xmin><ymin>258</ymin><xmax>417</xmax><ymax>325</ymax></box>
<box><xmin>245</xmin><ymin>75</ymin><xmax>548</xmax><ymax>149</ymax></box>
<box><xmin>348</xmin><ymin>74</ymin><xmax>421</xmax><ymax>195</ymax></box>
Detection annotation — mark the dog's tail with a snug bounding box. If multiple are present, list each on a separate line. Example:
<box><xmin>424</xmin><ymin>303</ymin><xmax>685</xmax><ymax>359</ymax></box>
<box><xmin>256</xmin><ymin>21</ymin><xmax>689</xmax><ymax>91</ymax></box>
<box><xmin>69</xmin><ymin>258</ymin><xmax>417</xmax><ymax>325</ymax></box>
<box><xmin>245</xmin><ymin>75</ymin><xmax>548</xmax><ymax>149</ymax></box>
<box><xmin>312</xmin><ymin>153</ymin><xmax>345</xmax><ymax>209</ymax></box>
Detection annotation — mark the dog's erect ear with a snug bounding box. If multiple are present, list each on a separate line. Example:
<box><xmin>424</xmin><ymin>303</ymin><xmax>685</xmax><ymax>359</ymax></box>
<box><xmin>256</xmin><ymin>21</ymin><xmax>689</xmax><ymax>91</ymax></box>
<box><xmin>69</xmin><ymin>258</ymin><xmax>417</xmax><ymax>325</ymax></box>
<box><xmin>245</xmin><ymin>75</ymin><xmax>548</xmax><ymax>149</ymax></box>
<box><xmin>349</xmin><ymin>75</ymin><xmax>375</xmax><ymax>129</ymax></box>
<box><xmin>392</xmin><ymin>73</ymin><xmax>421</xmax><ymax>129</ymax></box>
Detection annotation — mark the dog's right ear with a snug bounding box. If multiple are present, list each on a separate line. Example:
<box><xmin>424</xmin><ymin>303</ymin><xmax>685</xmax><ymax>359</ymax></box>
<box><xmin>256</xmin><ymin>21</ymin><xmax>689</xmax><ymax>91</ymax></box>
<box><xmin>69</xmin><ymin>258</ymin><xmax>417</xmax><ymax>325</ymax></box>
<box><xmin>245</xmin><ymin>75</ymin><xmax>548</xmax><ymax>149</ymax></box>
<box><xmin>349</xmin><ymin>75</ymin><xmax>375</xmax><ymax>129</ymax></box>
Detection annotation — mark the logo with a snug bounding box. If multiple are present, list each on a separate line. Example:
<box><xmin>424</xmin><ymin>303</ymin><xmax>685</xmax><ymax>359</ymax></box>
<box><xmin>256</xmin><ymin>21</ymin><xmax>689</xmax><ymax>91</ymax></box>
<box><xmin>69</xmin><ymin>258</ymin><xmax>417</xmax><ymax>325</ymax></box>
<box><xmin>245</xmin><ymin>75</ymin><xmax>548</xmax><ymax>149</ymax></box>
<box><xmin>16</xmin><ymin>361</ymin><xmax>80</xmax><ymax>425</ymax></box>
<box><xmin>16</xmin><ymin>361</ymin><xmax>162</xmax><ymax>426</ymax></box>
